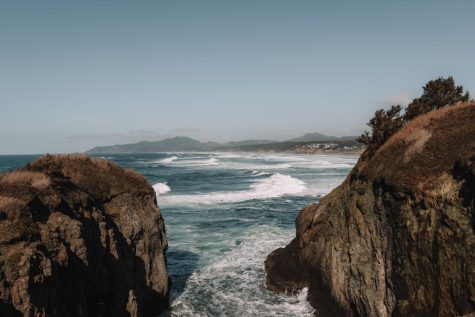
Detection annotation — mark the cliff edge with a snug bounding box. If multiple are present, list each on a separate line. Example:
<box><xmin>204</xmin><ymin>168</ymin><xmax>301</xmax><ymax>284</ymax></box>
<box><xmin>0</xmin><ymin>154</ymin><xmax>169</xmax><ymax>317</ymax></box>
<box><xmin>265</xmin><ymin>102</ymin><xmax>475</xmax><ymax>316</ymax></box>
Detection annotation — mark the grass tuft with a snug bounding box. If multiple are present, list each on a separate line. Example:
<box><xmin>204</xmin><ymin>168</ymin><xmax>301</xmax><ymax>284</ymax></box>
<box><xmin>0</xmin><ymin>171</ymin><xmax>51</xmax><ymax>190</ymax></box>
<box><xmin>403</xmin><ymin>128</ymin><xmax>432</xmax><ymax>162</ymax></box>
<box><xmin>380</xmin><ymin>101</ymin><xmax>473</xmax><ymax>153</ymax></box>
<box><xmin>0</xmin><ymin>196</ymin><xmax>25</xmax><ymax>221</ymax></box>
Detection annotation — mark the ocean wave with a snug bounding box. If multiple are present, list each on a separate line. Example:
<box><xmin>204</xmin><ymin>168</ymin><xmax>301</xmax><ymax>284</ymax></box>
<box><xmin>251</xmin><ymin>154</ymin><xmax>310</xmax><ymax>162</ymax></box>
<box><xmin>234</xmin><ymin>153</ymin><xmax>356</xmax><ymax>169</ymax></box>
<box><xmin>158</xmin><ymin>173</ymin><xmax>306</xmax><ymax>205</ymax></box>
<box><xmin>173</xmin><ymin>157</ymin><xmax>219</xmax><ymax>167</ymax></box>
<box><xmin>217</xmin><ymin>162</ymin><xmax>292</xmax><ymax>170</ymax></box>
<box><xmin>300</xmin><ymin>159</ymin><xmax>354</xmax><ymax>168</ymax></box>
<box><xmin>153</xmin><ymin>182</ymin><xmax>171</xmax><ymax>195</ymax></box>
<box><xmin>250</xmin><ymin>170</ymin><xmax>271</xmax><ymax>177</ymax></box>
<box><xmin>214</xmin><ymin>153</ymin><xmax>244</xmax><ymax>159</ymax></box>
<box><xmin>158</xmin><ymin>156</ymin><xmax>178</xmax><ymax>164</ymax></box>
<box><xmin>169</xmin><ymin>225</ymin><xmax>314</xmax><ymax>316</ymax></box>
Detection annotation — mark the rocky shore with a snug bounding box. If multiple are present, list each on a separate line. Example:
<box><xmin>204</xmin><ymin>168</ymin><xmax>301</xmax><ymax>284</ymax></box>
<box><xmin>0</xmin><ymin>154</ymin><xmax>169</xmax><ymax>317</ymax></box>
<box><xmin>265</xmin><ymin>102</ymin><xmax>475</xmax><ymax>316</ymax></box>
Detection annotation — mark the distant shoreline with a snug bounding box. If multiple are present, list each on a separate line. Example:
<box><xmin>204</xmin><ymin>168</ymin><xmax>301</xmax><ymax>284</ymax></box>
<box><xmin>86</xmin><ymin>135</ymin><xmax>363</xmax><ymax>155</ymax></box>
<box><xmin>203</xmin><ymin>148</ymin><xmax>363</xmax><ymax>156</ymax></box>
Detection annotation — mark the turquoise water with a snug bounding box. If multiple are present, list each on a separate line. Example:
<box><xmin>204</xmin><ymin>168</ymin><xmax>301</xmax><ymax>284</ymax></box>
<box><xmin>0</xmin><ymin>152</ymin><xmax>357</xmax><ymax>316</ymax></box>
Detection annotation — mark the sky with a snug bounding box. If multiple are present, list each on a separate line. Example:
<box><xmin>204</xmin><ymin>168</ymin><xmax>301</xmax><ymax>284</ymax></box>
<box><xmin>1</xmin><ymin>0</ymin><xmax>474</xmax><ymax>154</ymax></box>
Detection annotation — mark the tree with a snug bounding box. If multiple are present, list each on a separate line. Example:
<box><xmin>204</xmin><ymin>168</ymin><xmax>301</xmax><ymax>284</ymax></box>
<box><xmin>357</xmin><ymin>76</ymin><xmax>469</xmax><ymax>158</ymax></box>
<box><xmin>357</xmin><ymin>105</ymin><xmax>404</xmax><ymax>154</ymax></box>
<box><xmin>404</xmin><ymin>76</ymin><xmax>470</xmax><ymax>121</ymax></box>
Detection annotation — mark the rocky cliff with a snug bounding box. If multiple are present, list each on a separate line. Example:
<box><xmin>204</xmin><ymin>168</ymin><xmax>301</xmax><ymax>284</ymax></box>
<box><xmin>0</xmin><ymin>154</ymin><xmax>169</xmax><ymax>317</ymax></box>
<box><xmin>265</xmin><ymin>102</ymin><xmax>475</xmax><ymax>317</ymax></box>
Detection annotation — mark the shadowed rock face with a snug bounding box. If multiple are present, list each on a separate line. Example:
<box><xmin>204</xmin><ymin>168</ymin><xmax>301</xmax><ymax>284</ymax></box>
<box><xmin>0</xmin><ymin>154</ymin><xmax>169</xmax><ymax>317</ymax></box>
<box><xmin>265</xmin><ymin>102</ymin><xmax>475</xmax><ymax>317</ymax></box>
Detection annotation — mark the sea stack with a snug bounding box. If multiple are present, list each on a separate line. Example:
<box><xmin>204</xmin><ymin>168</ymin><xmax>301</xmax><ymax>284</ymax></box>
<box><xmin>0</xmin><ymin>154</ymin><xmax>169</xmax><ymax>317</ymax></box>
<box><xmin>265</xmin><ymin>102</ymin><xmax>475</xmax><ymax>316</ymax></box>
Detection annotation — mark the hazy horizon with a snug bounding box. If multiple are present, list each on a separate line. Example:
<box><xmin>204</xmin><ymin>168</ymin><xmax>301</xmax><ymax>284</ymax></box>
<box><xmin>2</xmin><ymin>1</ymin><xmax>474</xmax><ymax>154</ymax></box>
<box><xmin>0</xmin><ymin>132</ymin><xmax>360</xmax><ymax>155</ymax></box>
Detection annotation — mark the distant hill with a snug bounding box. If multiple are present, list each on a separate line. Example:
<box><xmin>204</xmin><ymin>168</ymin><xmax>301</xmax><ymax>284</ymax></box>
<box><xmin>86</xmin><ymin>133</ymin><xmax>358</xmax><ymax>154</ymax></box>
<box><xmin>223</xmin><ymin>139</ymin><xmax>277</xmax><ymax>147</ymax></box>
<box><xmin>290</xmin><ymin>132</ymin><xmax>334</xmax><ymax>142</ymax></box>
<box><xmin>86</xmin><ymin>137</ymin><xmax>278</xmax><ymax>154</ymax></box>
<box><xmin>86</xmin><ymin>137</ymin><xmax>219</xmax><ymax>154</ymax></box>
<box><xmin>290</xmin><ymin>132</ymin><xmax>357</xmax><ymax>142</ymax></box>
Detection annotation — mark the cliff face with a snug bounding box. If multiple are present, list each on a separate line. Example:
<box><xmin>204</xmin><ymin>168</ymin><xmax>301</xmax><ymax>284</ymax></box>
<box><xmin>265</xmin><ymin>102</ymin><xmax>475</xmax><ymax>317</ymax></box>
<box><xmin>0</xmin><ymin>154</ymin><xmax>169</xmax><ymax>317</ymax></box>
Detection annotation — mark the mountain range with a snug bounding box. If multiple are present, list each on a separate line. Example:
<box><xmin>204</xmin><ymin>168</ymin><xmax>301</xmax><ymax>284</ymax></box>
<box><xmin>86</xmin><ymin>133</ymin><xmax>358</xmax><ymax>154</ymax></box>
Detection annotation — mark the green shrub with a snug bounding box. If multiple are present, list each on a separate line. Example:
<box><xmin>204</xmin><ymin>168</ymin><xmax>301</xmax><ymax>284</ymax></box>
<box><xmin>357</xmin><ymin>105</ymin><xmax>403</xmax><ymax>155</ymax></box>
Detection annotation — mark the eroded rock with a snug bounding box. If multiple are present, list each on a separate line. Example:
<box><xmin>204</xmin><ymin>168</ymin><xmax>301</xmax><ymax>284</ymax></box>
<box><xmin>266</xmin><ymin>102</ymin><xmax>475</xmax><ymax>317</ymax></box>
<box><xmin>0</xmin><ymin>154</ymin><xmax>169</xmax><ymax>317</ymax></box>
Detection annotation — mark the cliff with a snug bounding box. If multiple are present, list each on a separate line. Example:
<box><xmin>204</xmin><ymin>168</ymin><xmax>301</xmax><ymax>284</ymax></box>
<box><xmin>0</xmin><ymin>154</ymin><xmax>169</xmax><ymax>317</ymax></box>
<box><xmin>265</xmin><ymin>102</ymin><xmax>475</xmax><ymax>317</ymax></box>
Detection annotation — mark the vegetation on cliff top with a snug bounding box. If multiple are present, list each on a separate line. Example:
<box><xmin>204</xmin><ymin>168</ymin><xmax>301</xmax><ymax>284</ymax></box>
<box><xmin>358</xmin><ymin>76</ymin><xmax>471</xmax><ymax>156</ymax></box>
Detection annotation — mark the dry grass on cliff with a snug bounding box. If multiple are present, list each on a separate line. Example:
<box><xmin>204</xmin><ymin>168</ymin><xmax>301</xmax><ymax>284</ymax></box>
<box><xmin>46</xmin><ymin>153</ymin><xmax>114</xmax><ymax>170</ymax></box>
<box><xmin>0</xmin><ymin>196</ymin><xmax>25</xmax><ymax>221</ymax></box>
<box><xmin>0</xmin><ymin>171</ymin><xmax>51</xmax><ymax>190</ymax></box>
<box><xmin>403</xmin><ymin>128</ymin><xmax>432</xmax><ymax>162</ymax></box>
<box><xmin>383</xmin><ymin>102</ymin><xmax>473</xmax><ymax>151</ymax></box>
<box><xmin>122</xmin><ymin>168</ymin><xmax>146</xmax><ymax>182</ymax></box>
<box><xmin>378</xmin><ymin>102</ymin><xmax>474</xmax><ymax>160</ymax></box>
<box><xmin>363</xmin><ymin>101</ymin><xmax>475</xmax><ymax>191</ymax></box>
<box><xmin>34</xmin><ymin>153</ymin><xmax>146</xmax><ymax>183</ymax></box>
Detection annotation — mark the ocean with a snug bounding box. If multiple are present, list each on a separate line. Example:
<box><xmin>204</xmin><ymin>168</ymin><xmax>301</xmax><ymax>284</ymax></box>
<box><xmin>0</xmin><ymin>152</ymin><xmax>357</xmax><ymax>316</ymax></box>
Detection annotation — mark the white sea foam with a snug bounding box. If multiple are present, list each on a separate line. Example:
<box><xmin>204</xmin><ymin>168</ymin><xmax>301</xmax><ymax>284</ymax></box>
<box><xmin>147</xmin><ymin>152</ymin><xmax>356</xmax><ymax>171</ymax></box>
<box><xmin>250</xmin><ymin>170</ymin><xmax>271</xmax><ymax>177</ymax></box>
<box><xmin>217</xmin><ymin>162</ymin><xmax>293</xmax><ymax>170</ymax></box>
<box><xmin>247</xmin><ymin>154</ymin><xmax>310</xmax><ymax>162</ymax></box>
<box><xmin>302</xmin><ymin>177</ymin><xmax>346</xmax><ymax>197</ymax></box>
<box><xmin>210</xmin><ymin>153</ymin><xmax>354</xmax><ymax>170</ymax></box>
<box><xmin>153</xmin><ymin>182</ymin><xmax>171</xmax><ymax>195</ymax></box>
<box><xmin>221</xmin><ymin>160</ymin><xmax>350</xmax><ymax>170</ymax></box>
<box><xmin>169</xmin><ymin>225</ymin><xmax>315</xmax><ymax>316</ymax></box>
<box><xmin>158</xmin><ymin>155</ymin><xmax>178</xmax><ymax>164</ymax></box>
<box><xmin>293</xmin><ymin>159</ymin><xmax>354</xmax><ymax>169</ymax></box>
<box><xmin>172</xmin><ymin>157</ymin><xmax>219</xmax><ymax>167</ymax></box>
<box><xmin>158</xmin><ymin>173</ymin><xmax>306</xmax><ymax>205</ymax></box>
<box><xmin>214</xmin><ymin>153</ymin><xmax>244</xmax><ymax>159</ymax></box>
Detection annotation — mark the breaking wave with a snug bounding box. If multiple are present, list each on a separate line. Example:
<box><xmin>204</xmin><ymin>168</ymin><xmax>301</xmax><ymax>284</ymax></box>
<box><xmin>173</xmin><ymin>157</ymin><xmax>219</xmax><ymax>167</ymax></box>
<box><xmin>158</xmin><ymin>173</ymin><xmax>306</xmax><ymax>205</ymax></box>
<box><xmin>158</xmin><ymin>156</ymin><xmax>178</xmax><ymax>164</ymax></box>
<box><xmin>153</xmin><ymin>182</ymin><xmax>171</xmax><ymax>195</ymax></box>
<box><xmin>169</xmin><ymin>225</ymin><xmax>315</xmax><ymax>316</ymax></box>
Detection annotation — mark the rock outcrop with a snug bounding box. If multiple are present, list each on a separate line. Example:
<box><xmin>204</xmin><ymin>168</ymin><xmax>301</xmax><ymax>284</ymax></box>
<box><xmin>0</xmin><ymin>154</ymin><xmax>169</xmax><ymax>317</ymax></box>
<box><xmin>265</xmin><ymin>102</ymin><xmax>475</xmax><ymax>317</ymax></box>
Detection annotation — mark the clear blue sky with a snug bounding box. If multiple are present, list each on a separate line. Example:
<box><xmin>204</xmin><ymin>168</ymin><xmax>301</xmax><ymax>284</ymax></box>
<box><xmin>1</xmin><ymin>0</ymin><xmax>474</xmax><ymax>154</ymax></box>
